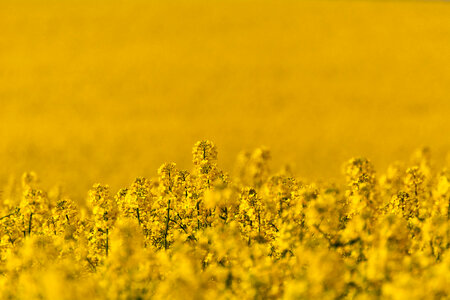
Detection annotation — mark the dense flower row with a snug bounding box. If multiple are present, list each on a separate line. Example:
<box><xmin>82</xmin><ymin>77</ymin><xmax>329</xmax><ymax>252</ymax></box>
<box><xmin>0</xmin><ymin>141</ymin><xmax>449</xmax><ymax>299</ymax></box>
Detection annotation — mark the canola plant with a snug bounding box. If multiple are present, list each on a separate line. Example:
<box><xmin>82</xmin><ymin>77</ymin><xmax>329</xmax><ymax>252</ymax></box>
<box><xmin>0</xmin><ymin>141</ymin><xmax>449</xmax><ymax>299</ymax></box>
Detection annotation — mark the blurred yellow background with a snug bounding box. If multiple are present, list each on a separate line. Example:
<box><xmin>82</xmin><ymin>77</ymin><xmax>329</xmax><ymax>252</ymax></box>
<box><xmin>1</xmin><ymin>0</ymin><xmax>450</xmax><ymax>198</ymax></box>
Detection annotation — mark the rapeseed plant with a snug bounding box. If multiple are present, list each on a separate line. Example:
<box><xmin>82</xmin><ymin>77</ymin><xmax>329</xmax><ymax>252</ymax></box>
<box><xmin>0</xmin><ymin>140</ymin><xmax>449</xmax><ymax>299</ymax></box>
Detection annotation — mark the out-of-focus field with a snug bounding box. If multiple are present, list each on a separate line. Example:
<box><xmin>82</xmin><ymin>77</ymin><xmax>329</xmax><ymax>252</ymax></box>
<box><xmin>1</xmin><ymin>0</ymin><xmax>450</xmax><ymax>199</ymax></box>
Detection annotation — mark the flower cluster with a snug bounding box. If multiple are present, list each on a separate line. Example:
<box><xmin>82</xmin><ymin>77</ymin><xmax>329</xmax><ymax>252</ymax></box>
<box><xmin>0</xmin><ymin>141</ymin><xmax>449</xmax><ymax>299</ymax></box>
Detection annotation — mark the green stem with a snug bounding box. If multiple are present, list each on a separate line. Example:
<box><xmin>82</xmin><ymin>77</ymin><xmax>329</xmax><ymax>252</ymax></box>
<box><xmin>106</xmin><ymin>228</ymin><xmax>109</xmax><ymax>256</ymax></box>
<box><xmin>0</xmin><ymin>212</ymin><xmax>14</xmax><ymax>221</ymax></box>
<box><xmin>86</xmin><ymin>257</ymin><xmax>96</xmax><ymax>271</ymax></box>
<box><xmin>196</xmin><ymin>200</ymin><xmax>201</xmax><ymax>230</ymax></box>
<box><xmin>258</xmin><ymin>209</ymin><xmax>261</xmax><ymax>237</ymax></box>
<box><xmin>164</xmin><ymin>199</ymin><xmax>171</xmax><ymax>249</ymax></box>
<box><xmin>136</xmin><ymin>208</ymin><xmax>141</xmax><ymax>225</ymax></box>
<box><xmin>28</xmin><ymin>213</ymin><xmax>33</xmax><ymax>236</ymax></box>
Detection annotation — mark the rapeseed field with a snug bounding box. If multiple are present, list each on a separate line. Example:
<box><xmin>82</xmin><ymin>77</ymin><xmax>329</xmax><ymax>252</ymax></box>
<box><xmin>1</xmin><ymin>0</ymin><xmax>450</xmax><ymax>299</ymax></box>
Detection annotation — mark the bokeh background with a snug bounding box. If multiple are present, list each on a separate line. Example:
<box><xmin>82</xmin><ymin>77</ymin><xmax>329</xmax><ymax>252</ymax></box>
<box><xmin>1</xmin><ymin>0</ymin><xmax>450</xmax><ymax>199</ymax></box>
